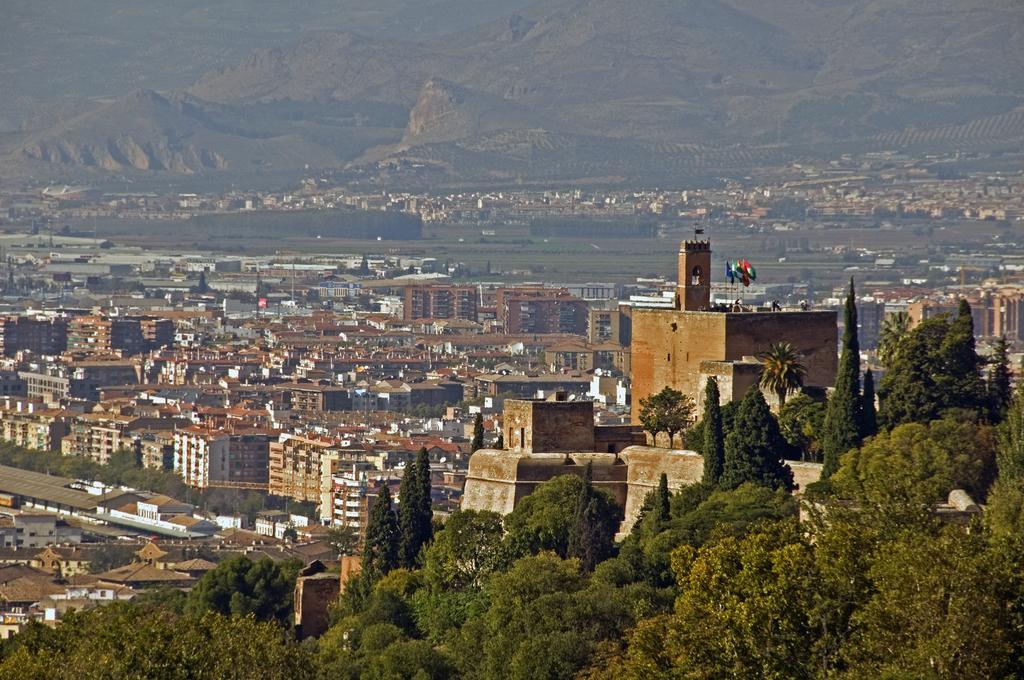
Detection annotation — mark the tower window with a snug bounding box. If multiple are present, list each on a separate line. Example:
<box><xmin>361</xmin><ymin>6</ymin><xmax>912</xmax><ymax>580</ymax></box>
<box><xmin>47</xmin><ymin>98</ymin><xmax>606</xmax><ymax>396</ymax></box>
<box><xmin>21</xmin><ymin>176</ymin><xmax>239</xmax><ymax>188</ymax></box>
<box><xmin>691</xmin><ymin>266</ymin><xmax>704</xmax><ymax>286</ymax></box>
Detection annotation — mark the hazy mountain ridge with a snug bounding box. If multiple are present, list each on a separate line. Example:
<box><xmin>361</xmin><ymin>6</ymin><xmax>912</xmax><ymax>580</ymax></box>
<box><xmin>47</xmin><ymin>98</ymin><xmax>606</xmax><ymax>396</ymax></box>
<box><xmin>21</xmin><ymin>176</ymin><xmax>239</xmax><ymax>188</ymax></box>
<box><xmin>7</xmin><ymin>0</ymin><xmax>1024</xmax><ymax>182</ymax></box>
<box><xmin>192</xmin><ymin>0</ymin><xmax>1024</xmax><ymax>141</ymax></box>
<box><xmin>3</xmin><ymin>91</ymin><xmax>404</xmax><ymax>176</ymax></box>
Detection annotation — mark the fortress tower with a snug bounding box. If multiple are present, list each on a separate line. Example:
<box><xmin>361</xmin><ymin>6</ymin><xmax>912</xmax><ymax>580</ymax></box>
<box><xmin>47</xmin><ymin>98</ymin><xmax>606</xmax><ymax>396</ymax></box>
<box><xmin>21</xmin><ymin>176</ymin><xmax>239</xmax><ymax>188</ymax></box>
<box><xmin>632</xmin><ymin>238</ymin><xmax>838</xmax><ymax>421</ymax></box>
<box><xmin>677</xmin><ymin>239</ymin><xmax>711</xmax><ymax>311</ymax></box>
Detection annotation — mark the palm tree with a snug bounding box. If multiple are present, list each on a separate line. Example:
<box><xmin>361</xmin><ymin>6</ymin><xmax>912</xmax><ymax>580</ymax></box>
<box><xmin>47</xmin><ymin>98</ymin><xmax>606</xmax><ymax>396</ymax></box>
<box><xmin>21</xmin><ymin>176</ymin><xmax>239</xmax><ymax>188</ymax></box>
<box><xmin>759</xmin><ymin>341</ymin><xmax>806</xmax><ymax>408</ymax></box>
<box><xmin>878</xmin><ymin>311</ymin><xmax>911</xmax><ymax>369</ymax></box>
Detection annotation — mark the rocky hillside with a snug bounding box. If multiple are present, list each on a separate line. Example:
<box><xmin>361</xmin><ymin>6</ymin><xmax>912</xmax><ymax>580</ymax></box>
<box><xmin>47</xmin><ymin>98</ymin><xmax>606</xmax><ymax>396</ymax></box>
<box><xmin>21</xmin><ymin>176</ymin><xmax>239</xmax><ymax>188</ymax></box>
<box><xmin>7</xmin><ymin>0</ymin><xmax>1024</xmax><ymax>181</ymax></box>
<box><xmin>401</xmin><ymin>79</ymin><xmax>555</xmax><ymax>145</ymax></box>
<box><xmin>2</xmin><ymin>91</ymin><xmax>404</xmax><ymax>176</ymax></box>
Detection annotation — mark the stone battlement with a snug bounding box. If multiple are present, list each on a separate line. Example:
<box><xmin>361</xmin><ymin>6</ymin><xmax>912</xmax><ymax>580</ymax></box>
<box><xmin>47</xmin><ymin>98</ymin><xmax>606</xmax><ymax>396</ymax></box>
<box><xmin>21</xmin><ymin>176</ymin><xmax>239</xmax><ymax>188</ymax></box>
<box><xmin>681</xmin><ymin>239</ymin><xmax>711</xmax><ymax>251</ymax></box>
<box><xmin>461</xmin><ymin>443</ymin><xmax>825</xmax><ymax>534</ymax></box>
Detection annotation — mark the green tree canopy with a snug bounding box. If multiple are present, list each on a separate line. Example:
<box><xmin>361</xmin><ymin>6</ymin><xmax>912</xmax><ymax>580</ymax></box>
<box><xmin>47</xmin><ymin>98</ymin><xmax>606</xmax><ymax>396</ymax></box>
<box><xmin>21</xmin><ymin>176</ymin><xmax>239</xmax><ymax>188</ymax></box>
<box><xmin>185</xmin><ymin>555</ymin><xmax>300</xmax><ymax>625</ymax></box>
<box><xmin>936</xmin><ymin>299</ymin><xmax>986</xmax><ymax>414</ymax></box>
<box><xmin>87</xmin><ymin>543</ymin><xmax>137</xmax><ymax>574</ymax></box>
<box><xmin>0</xmin><ymin>605</ymin><xmax>313</xmax><ymax>679</ymax></box>
<box><xmin>638</xmin><ymin>386</ymin><xmax>695</xmax><ymax>446</ymax></box>
<box><xmin>778</xmin><ymin>393</ymin><xmax>827</xmax><ymax>462</ymax></box>
<box><xmin>721</xmin><ymin>384</ymin><xmax>794</xmax><ymax>491</ymax></box>
<box><xmin>505</xmin><ymin>474</ymin><xmax>619</xmax><ymax>562</ymax></box>
<box><xmin>998</xmin><ymin>379</ymin><xmax>1024</xmax><ymax>482</ymax></box>
<box><xmin>568</xmin><ymin>463</ymin><xmax>618</xmax><ymax>572</ymax></box>
<box><xmin>879</xmin><ymin>309</ymin><xmax>988</xmax><ymax>428</ymax></box>
<box><xmin>990</xmin><ymin>380</ymin><xmax>1024</xmax><ymax>535</ymax></box>
<box><xmin>830</xmin><ymin>418</ymin><xmax>997</xmax><ymax>528</ymax></box>
<box><xmin>603</xmin><ymin>521</ymin><xmax>816</xmax><ymax>680</ymax></box>
<box><xmin>423</xmin><ymin>509</ymin><xmax>507</xmax><ymax>592</ymax></box>
<box><xmin>839</xmin><ymin>528</ymin><xmax>1014</xmax><ymax>678</ymax></box>
<box><xmin>452</xmin><ymin>552</ymin><xmax>637</xmax><ymax>680</ymax></box>
<box><xmin>877</xmin><ymin>310</ymin><xmax>910</xmax><ymax>370</ymax></box>
<box><xmin>326</xmin><ymin>524</ymin><xmax>360</xmax><ymax>557</ymax></box>
<box><xmin>859</xmin><ymin>368</ymin><xmax>877</xmax><ymax>438</ymax></box>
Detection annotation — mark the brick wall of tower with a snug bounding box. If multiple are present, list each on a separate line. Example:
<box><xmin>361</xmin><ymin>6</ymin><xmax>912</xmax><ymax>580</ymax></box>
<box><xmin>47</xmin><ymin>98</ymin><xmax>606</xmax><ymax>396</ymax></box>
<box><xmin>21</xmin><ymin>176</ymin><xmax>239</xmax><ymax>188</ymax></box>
<box><xmin>630</xmin><ymin>308</ymin><xmax>837</xmax><ymax>422</ymax></box>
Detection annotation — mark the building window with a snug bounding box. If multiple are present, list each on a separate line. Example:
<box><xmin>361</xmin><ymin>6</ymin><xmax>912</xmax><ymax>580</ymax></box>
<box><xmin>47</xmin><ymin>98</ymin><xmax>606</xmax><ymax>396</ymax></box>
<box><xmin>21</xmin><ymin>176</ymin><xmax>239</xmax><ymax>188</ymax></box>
<box><xmin>691</xmin><ymin>266</ymin><xmax>703</xmax><ymax>286</ymax></box>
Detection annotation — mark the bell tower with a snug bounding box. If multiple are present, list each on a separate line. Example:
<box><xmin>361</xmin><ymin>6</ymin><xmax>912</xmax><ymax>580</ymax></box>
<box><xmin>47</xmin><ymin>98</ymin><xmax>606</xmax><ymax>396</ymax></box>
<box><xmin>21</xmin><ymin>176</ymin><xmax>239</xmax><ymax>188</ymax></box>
<box><xmin>677</xmin><ymin>239</ymin><xmax>711</xmax><ymax>311</ymax></box>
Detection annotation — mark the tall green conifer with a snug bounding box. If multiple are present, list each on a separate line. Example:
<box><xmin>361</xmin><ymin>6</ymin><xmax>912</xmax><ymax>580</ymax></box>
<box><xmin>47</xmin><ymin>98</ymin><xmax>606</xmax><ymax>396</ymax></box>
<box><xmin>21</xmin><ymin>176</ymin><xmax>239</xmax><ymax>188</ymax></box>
<box><xmin>471</xmin><ymin>413</ymin><xmax>485</xmax><ymax>452</ymax></box>
<box><xmin>860</xmin><ymin>369</ymin><xmax>877</xmax><ymax>439</ymax></box>
<box><xmin>363</xmin><ymin>484</ymin><xmax>399</xmax><ymax>580</ymax></box>
<box><xmin>702</xmin><ymin>378</ymin><xmax>725</xmax><ymax>486</ymax></box>
<box><xmin>568</xmin><ymin>463</ymin><xmax>614</xmax><ymax>572</ymax></box>
<box><xmin>656</xmin><ymin>473</ymin><xmax>671</xmax><ymax>523</ymax></box>
<box><xmin>939</xmin><ymin>299</ymin><xmax>986</xmax><ymax>413</ymax></box>
<box><xmin>398</xmin><ymin>447</ymin><xmax>433</xmax><ymax>568</ymax></box>
<box><xmin>721</xmin><ymin>384</ymin><xmax>794</xmax><ymax>491</ymax></box>
<box><xmin>988</xmin><ymin>335</ymin><xmax>1012</xmax><ymax>423</ymax></box>
<box><xmin>822</xmin><ymin>278</ymin><xmax>861</xmax><ymax>478</ymax></box>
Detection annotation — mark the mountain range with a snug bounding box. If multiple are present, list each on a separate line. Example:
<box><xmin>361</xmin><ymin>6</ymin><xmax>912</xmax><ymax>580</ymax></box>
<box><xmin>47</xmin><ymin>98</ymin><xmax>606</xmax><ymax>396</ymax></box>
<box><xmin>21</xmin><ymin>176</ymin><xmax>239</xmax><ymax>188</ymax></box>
<box><xmin>4</xmin><ymin>0</ymin><xmax>1023</xmax><ymax>185</ymax></box>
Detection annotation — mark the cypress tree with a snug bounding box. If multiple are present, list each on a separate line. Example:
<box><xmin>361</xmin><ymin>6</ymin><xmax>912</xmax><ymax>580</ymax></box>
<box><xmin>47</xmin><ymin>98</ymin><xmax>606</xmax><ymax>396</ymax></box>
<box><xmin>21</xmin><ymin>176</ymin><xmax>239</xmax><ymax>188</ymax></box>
<box><xmin>878</xmin><ymin>316</ymin><xmax>949</xmax><ymax>428</ymax></box>
<box><xmin>860</xmin><ymin>369</ymin><xmax>877</xmax><ymax>439</ymax></box>
<box><xmin>821</xmin><ymin>277</ymin><xmax>861</xmax><ymax>478</ymax></box>
<box><xmin>579</xmin><ymin>498</ymin><xmax>613</xmax><ymax>572</ymax></box>
<box><xmin>363</xmin><ymin>484</ymin><xmax>399</xmax><ymax>580</ymax></box>
<box><xmin>988</xmin><ymin>336</ymin><xmax>1013</xmax><ymax>423</ymax></box>
<box><xmin>568</xmin><ymin>463</ymin><xmax>615</xmax><ymax>572</ymax></box>
<box><xmin>721</xmin><ymin>384</ymin><xmax>794</xmax><ymax>491</ymax></box>
<box><xmin>397</xmin><ymin>456</ymin><xmax>420</xmax><ymax>566</ymax></box>
<box><xmin>471</xmin><ymin>413</ymin><xmax>485</xmax><ymax>452</ymax></box>
<box><xmin>939</xmin><ymin>299</ymin><xmax>986</xmax><ymax>414</ymax></box>
<box><xmin>414</xmin><ymin>447</ymin><xmax>433</xmax><ymax>547</ymax></box>
<box><xmin>398</xmin><ymin>447</ymin><xmax>433</xmax><ymax>568</ymax></box>
<box><xmin>656</xmin><ymin>472</ymin><xmax>671</xmax><ymax>524</ymax></box>
<box><xmin>568</xmin><ymin>462</ymin><xmax>593</xmax><ymax>561</ymax></box>
<box><xmin>702</xmin><ymin>378</ymin><xmax>725</xmax><ymax>486</ymax></box>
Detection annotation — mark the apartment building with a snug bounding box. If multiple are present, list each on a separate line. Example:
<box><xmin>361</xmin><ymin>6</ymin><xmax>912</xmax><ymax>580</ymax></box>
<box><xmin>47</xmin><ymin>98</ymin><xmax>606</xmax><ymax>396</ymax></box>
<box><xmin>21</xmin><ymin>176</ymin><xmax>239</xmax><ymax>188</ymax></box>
<box><xmin>497</xmin><ymin>287</ymin><xmax>588</xmax><ymax>335</ymax></box>
<box><xmin>268</xmin><ymin>434</ymin><xmax>342</xmax><ymax>508</ymax></box>
<box><xmin>18</xmin><ymin>370</ymin><xmax>70</xmax><ymax>402</ymax></box>
<box><xmin>67</xmin><ymin>315</ymin><xmax>173</xmax><ymax>356</ymax></box>
<box><xmin>325</xmin><ymin>461</ymin><xmax>374</xmax><ymax>534</ymax></box>
<box><xmin>403</xmin><ymin>285</ymin><xmax>478</xmax><ymax>322</ymax></box>
<box><xmin>587</xmin><ymin>305</ymin><xmax>632</xmax><ymax>345</ymax></box>
<box><xmin>0</xmin><ymin>316</ymin><xmax>68</xmax><ymax>356</ymax></box>
<box><xmin>174</xmin><ymin>427</ymin><xmax>272</xmax><ymax>489</ymax></box>
<box><xmin>61</xmin><ymin>413</ymin><xmax>136</xmax><ymax>465</ymax></box>
<box><xmin>68</xmin><ymin>361</ymin><xmax>141</xmax><ymax>400</ymax></box>
<box><xmin>137</xmin><ymin>430</ymin><xmax>175</xmax><ymax>470</ymax></box>
<box><xmin>0</xmin><ymin>401</ymin><xmax>69</xmax><ymax>451</ymax></box>
<box><xmin>284</xmin><ymin>384</ymin><xmax>352</xmax><ymax>413</ymax></box>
